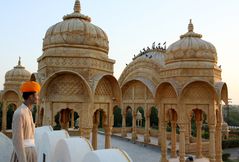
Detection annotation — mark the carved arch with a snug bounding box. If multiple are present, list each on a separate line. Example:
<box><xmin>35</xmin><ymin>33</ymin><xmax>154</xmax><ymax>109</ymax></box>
<box><xmin>40</xmin><ymin>70</ymin><xmax>93</xmax><ymax>102</ymax></box>
<box><xmin>92</xmin><ymin>74</ymin><xmax>121</xmax><ymax>104</ymax></box>
<box><xmin>215</xmin><ymin>82</ymin><xmax>228</xmax><ymax>104</ymax></box>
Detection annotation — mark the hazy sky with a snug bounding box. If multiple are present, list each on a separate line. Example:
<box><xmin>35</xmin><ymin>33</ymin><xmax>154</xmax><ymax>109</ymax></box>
<box><xmin>0</xmin><ymin>0</ymin><xmax>239</xmax><ymax>104</ymax></box>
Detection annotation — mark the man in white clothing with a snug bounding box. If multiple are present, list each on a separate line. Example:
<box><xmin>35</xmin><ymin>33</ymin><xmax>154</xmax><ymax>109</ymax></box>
<box><xmin>10</xmin><ymin>80</ymin><xmax>41</xmax><ymax>162</ymax></box>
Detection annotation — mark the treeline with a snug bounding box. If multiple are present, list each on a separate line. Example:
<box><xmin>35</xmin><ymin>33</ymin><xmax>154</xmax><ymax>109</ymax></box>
<box><xmin>222</xmin><ymin>105</ymin><xmax>239</xmax><ymax>126</ymax></box>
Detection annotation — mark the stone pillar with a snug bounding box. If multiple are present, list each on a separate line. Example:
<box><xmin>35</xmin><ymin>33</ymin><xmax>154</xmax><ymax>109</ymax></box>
<box><xmin>158</xmin><ymin>116</ymin><xmax>161</xmax><ymax>145</ymax></box>
<box><xmin>132</xmin><ymin>111</ymin><xmax>137</xmax><ymax>142</ymax></box>
<box><xmin>121</xmin><ymin>111</ymin><xmax>127</xmax><ymax>137</ymax></box>
<box><xmin>105</xmin><ymin>127</ymin><xmax>112</xmax><ymax>149</ymax></box>
<box><xmin>196</xmin><ymin>121</ymin><xmax>203</xmax><ymax>158</ymax></box>
<box><xmin>179</xmin><ymin>124</ymin><xmax>186</xmax><ymax>162</ymax></box>
<box><xmin>35</xmin><ymin>105</ymin><xmax>39</xmax><ymax>127</ymax></box>
<box><xmin>186</xmin><ymin>121</ymin><xmax>191</xmax><ymax>144</ymax></box>
<box><xmin>71</xmin><ymin>110</ymin><xmax>74</xmax><ymax>128</ymax></box>
<box><xmin>160</xmin><ymin>122</ymin><xmax>168</xmax><ymax>162</ymax></box>
<box><xmin>209</xmin><ymin>125</ymin><xmax>216</xmax><ymax>162</ymax></box>
<box><xmin>171</xmin><ymin>121</ymin><xmax>177</xmax><ymax>158</ymax></box>
<box><xmin>144</xmin><ymin>113</ymin><xmax>150</xmax><ymax>143</ymax></box>
<box><xmin>2</xmin><ymin>102</ymin><xmax>7</xmax><ymax>132</ymax></box>
<box><xmin>215</xmin><ymin>124</ymin><xmax>223</xmax><ymax>162</ymax></box>
<box><xmin>92</xmin><ymin>123</ymin><xmax>98</xmax><ymax>150</ymax></box>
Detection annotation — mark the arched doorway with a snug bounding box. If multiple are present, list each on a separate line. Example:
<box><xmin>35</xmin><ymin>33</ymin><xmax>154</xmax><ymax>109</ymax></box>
<box><xmin>53</xmin><ymin>108</ymin><xmax>80</xmax><ymax>131</ymax></box>
<box><xmin>92</xmin><ymin>109</ymin><xmax>107</xmax><ymax>150</ymax></box>
<box><xmin>189</xmin><ymin>108</ymin><xmax>208</xmax><ymax>158</ymax></box>
<box><xmin>166</xmin><ymin>108</ymin><xmax>178</xmax><ymax>158</ymax></box>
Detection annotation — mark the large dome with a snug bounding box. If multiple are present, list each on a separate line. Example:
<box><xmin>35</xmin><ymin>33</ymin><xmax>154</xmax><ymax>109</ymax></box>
<box><xmin>166</xmin><ymin>20</ymin><xmax>217</xmax><ymax>64</ymax></box>
<box><xmin>5</xmin><ymin>58</ymin><xmax>31</xmax><ymax>83</ymax></box>
<box><xmin>43</xmin><ymin>0</ymin><xmax>109</xmax><ymax>54</ymax></box>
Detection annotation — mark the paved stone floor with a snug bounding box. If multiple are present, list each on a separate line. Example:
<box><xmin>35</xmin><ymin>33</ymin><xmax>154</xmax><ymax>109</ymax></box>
<box><xmin>96</xmin><ymin>133</ymin><xmax>161</xmax><ymax>162</ymax></box>
<box><xmin>97</xmin><ymin>133</ymin><xmax>239</xmax><ymax>162</ymax></box>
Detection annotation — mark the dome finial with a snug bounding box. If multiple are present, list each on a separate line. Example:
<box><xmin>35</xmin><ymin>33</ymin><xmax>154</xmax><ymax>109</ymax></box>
<box><xmin>18</xmin><ymin>56</ymin><xmax>21</xmax><ymax>65</ymax></box>
<box><xmin>74</xmin><ymin>0</ymin><xmax>81</xmax><ymax>13</ymax></box>
<box><xmin>188</xmin><ymin>19</ymin><xmax>194</xmax><ymax>32</ymax></box>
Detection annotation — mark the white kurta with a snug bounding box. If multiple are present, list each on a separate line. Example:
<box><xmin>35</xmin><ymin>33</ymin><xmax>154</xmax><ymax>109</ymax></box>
<box><xmin>10</xmin><ymin>103</ymin><xmax>37</xmax><ymax>162</ymax></box>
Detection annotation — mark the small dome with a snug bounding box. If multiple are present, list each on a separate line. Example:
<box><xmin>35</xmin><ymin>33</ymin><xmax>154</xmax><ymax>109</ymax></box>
<box><xmin>133</xmin><ymin>47</ymin><xmax>166</xmax><ymax>67</ymax></box>
<box><xmin>5</xmin><ymin>58</ymin><xmax>31</xmax><ymax>82</ymax></box>
<box><xmin>166</xmin><ymin>20</ymin><xmax>217</xmax><ymax>64</ymax></box>
<box><xmin>43</xmin><ymin>0</ymin><xmax>109</xmax><ymax>54</ymax></box>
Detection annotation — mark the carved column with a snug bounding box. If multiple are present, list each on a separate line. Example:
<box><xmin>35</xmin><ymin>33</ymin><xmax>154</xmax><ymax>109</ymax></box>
<box><xmin>35</xmin><ymin>104</ymin><xmax>39</xmax><ymax>127</ymax></box>
<box><xmin>121</xmin><ymin>111</ymin><xmax>127</xmax><ymax>137</ymax></box>
<box><xmin>71</xmin><ymin>110</ymin><xmax>74</xmax><ymax>128</ymax></box>
<box><xmin>171</xmin><ymin>121</ymin><xmax>177</xmax><ymax>158</ymax></box>
<box><xmin>92</xmin><ymin>123</ymin><xmax>98</xmax><ymax>150</ymax></box>
<box><xmin>186</xmin><ymin>121</ymin><xmax>191</xmax><ymax>145</ymax></box>
<box><xmin>160</xmin><ymin>121</ymin><xmax>168</xmax><ymax>162</ymax></box>
<box><xmin>179</xmin><ymin>123</ymin><xmax>186</xmax><ymax>162</ymax></box>
<box><xmin>209</xmin><ymin>125</ymin><xmax>216</xmax><ymax>162</ymax></box>
<box><xmin>215</xmin><ymin>124</ymin><xmax>223</xmax><ymax>162</ymax></box>
<box><xmin>104</xmin><ymin>126</ymin><xmax>112</xmax><ymax>149</ymax></box>
<box><xmin>144</xmin><ymin>111</ymin><xmax>150</xmax><ymax>143</ymax></box>
<box><xmin>196</xmin><ymin>121</ymin><xmax>203</xmax><ymax>158</ymax></box>
<box><xmin>158</xmin><ymin>115</ymin><xmax>161</xmax><ymax>145</ymax></box>
<box><xmin>132</xmin><ymin>111</ymin><xmax>137</xmax><ymax>142</ymax></box>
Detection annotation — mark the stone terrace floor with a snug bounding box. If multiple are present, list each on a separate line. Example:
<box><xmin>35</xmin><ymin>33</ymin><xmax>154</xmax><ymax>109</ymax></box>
<box><xmin>97</xmin><ymin>132</ymin><xmax>239</xmax><ymax>162</ymax></box>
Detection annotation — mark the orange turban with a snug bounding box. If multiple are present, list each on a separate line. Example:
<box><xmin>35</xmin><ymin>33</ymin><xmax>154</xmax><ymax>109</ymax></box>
<box><xmin>20</xmin><ymin>81</ymin><xmax>41</xmax><ymax>93</ymax></box>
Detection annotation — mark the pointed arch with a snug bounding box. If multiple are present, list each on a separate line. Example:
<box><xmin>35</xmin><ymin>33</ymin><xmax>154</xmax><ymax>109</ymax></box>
<box><xmin>122</xmin><ymin>76</ymin><xmax>156</xmax><ymax>97</ymax></box>
<box><xmin>180</xmin><ymin>80</ymin><xmax>218</xmax><ymax>102</ymax></box>
<box><xmin>155</xmin><ymin>81</ymin><xmax>179</xmax><ymax>102</ymax></box>
<box><xmin>2</xmin><ymin>89</ymin><xmax>21</xmax><ymax>102</ymax></box>
<box><xmin>91</xmin><ymin>74</ymin><xmax>121</xmax><ymax>104</ymax></box>
<box><xmin>215</xmin><ymin>82</ymin><xmax>228</xmax><ymax>104</ymax></box>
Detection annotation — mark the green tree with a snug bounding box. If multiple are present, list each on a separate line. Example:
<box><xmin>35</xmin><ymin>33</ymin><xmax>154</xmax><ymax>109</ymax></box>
<box><xmin>7</xmin><ymin>104</ymin><xmax>15</xmax><ymax>129</ymax></box>
<box><xmin>150</xmin><ymin>107</ymin><xmax>158</xmax><ymax>129</ymax></box>
<box><xmin>126</xmin><ymin>109</ymin><xmax>132</xmax><ymax>127</ymax></box>
<box><xmin>113</xmin><ymin>106</ymin><xmax>122</xmax><ymax>127</ymax></box>
<box><xmin>223</xmin><ymin>105</ymin><xmax>239</xmax><ymax>126</ymax></box>
<box><xmin>53</xmin><ymin>112</ymin><xmax>61</xmax><ymax>130</ymax></box>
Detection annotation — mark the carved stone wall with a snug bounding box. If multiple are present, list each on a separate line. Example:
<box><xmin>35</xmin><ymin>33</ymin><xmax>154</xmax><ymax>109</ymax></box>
<box><xmin>47</xmin><ymin>74</ymin><xmax>87</xmax><ymax>102</ymax></box>
<box><xmin>95</xmin><ymin>78</ymin><xmax>113</xmax><ymax>96</ymax></box>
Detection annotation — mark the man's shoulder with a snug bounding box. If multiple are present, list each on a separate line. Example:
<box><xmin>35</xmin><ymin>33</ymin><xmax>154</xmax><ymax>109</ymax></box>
<box><xmin>14</xmin><ymin>104</ymin><xmax>27</xmax><ymax>116</ymax></box>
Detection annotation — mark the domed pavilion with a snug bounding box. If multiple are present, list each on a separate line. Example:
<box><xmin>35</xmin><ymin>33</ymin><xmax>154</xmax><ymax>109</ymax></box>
<box><xmin>119</xmin><ymin>20</ymin><xmax>228</xmax><ymax>162</ymax></box>
<box><xmin>158</xmin><ymin>20</ymin><xmax>227</xmax><ymax>162</ymax></box>
<box><xmin>1</xmin><ymin>58</ymin><xmax>31</xmax><ymax>132</ymax></box>
<box><xmin>36</xmin><ymin>0</ymin><xmax>121</xmax><ymax>149</ymax></box>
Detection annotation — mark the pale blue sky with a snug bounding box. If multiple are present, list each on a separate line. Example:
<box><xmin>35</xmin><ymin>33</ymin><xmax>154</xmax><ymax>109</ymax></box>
<box><xmin>0</xmin><ymin>0</ymin><xmax>239</xmax><ymax>104</ymax></box>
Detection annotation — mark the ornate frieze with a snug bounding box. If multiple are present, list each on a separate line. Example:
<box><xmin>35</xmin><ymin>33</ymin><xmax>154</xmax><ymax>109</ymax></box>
<box><xmin>39</xmin><ymin>57</ymin><xmax>113</xmax><ymax>71</ymax></box>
